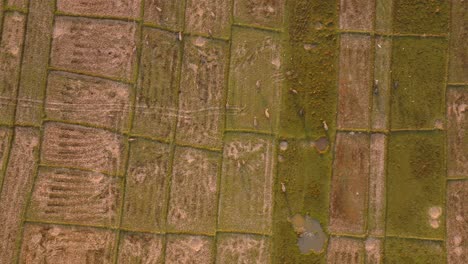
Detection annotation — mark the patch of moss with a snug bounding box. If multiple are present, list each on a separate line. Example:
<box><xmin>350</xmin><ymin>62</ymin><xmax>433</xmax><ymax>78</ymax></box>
<box><xmin>393</xmin><ymin>0</ymin><xmax>449</xmax><ymax>34</ymax></box>
<box><xmin>391</xmin><ymin>37</ymin><xmax>447</xmax><ymax>129</ymax></box>
<box><xmin>384</xmin><ymin>237</ymin><xmax>446</xmax><ymax>264</ymax></box>
<box><xmin>387</xmin><ymin>131</ymin><xmax>445</xmax><ymax>239</ymax></box>
<box><xmin>272</xmin><ymin>139</ymin><xmax>331</xmax><ymax>263</ymax></box>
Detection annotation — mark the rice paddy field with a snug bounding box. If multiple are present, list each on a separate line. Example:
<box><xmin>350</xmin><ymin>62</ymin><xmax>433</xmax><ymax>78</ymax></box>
<box><xmin>0</xmin><ymin>0</ymin><xmax>466</xmax><ymax>263</ymax></box>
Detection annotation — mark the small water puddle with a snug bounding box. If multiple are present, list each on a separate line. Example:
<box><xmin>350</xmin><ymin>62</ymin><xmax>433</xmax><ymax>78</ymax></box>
<box><xmin>289</xmin><ymin>214</ymin><xmax>327</xmax><ymax>254</ymax></box>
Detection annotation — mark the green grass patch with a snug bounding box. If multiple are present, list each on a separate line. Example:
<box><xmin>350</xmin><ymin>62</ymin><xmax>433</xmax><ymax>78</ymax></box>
<box><xmin>387</xmin><ymin>131</ymin><xmax>445</xmax><ymax>239</ymax></box>
<box><xmin>272</xmin><ymin>139</ymin><xmax>331</xmax><ymax>263</ymax></box>
<box><xmin>280</xmin><ymin>0</ymin><xmax>337</xmax><ymax>139</ymax></box>
<box><xmin>384</xmin><ymin>237</ymin><xmax>445</xmax><ymax>264</ymax></box>
<box><xmin>393</xmin><ymin>0</ymin><xmax>449</xmax><ymax>35</ymax></box>
<box><xmin>391</xmin><ymin>37</ymin><xmax>447</xmax><ymax>129</ymax></box>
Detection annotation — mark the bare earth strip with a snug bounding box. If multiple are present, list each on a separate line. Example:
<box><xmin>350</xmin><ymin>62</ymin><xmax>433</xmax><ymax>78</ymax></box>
<box><xmin>132</xmin><ymin>27</ymin><xmax>181</xmax><ymax>141</ymax></box>
<box><xmin>337</xmin><ymin>34</ymin><xmax>372</xmax><ymax>130</ymax></box>
<box><xmin>0</xmin><ymin>12</ymin><xmax>26</xmax><ymax>125</ymax></box>
<box><xmin>448</xmin><ymin>0</ymin><xmax>467</xmax><ymax>83</ymax></box>
<box><xmin>45</xmin><ymin>71</ymin><xmax>131</xmax><ymax>132</ymax></box>
<box><xmin>0</xmin><ymin>128</ymin><xmax>40</xmax><ymax>263</ymax></box>
<box><xmin>368</xmin><ymin>133</ymin><xmax>386</xmax><ymax>236</ymax></box>
<box><xmin>165</xmin><ymin>235</ymin><xmax>214</xmax><ymax>264</ymax></box>
<box><xmin>234</xmin><ymin>0</ymin><xmax>285</xmax><ymax>29</ymax></box>
<box><xmin>218</xmin><ymin>133</ymin><xmax>274</xmax><ymax>234</ymax></box>
<box><xmin>167</xmin><ymin>147</ymin><xmax>220</xmax><ymax>234</ymax></box>
<box><xmin>216</xmin><ymin>233</ymin><xmax>270</xmax><ymax>263</ymax></box>
<box><xmin>0</xmin><ymin>128</ymin><xmax>12</xmax><ymax>181</ymax></box>
<box><xmin>27</xmin><ymin>167</ymin><xmax>122</xmax><ymax>228</ymax></box>
<box><xmin>447</xmin><ymin>180</ymin><xmax>468</xmax><ymax>264</ymax></box>
<box><xmin>19</xmin><ymin>223</ymin><xmax>116</xmax><ymax>263</ymax></box>
<box><xmin>339</xmin><ymin>0</ymin><xmax>375</xmax><ymax>31</ymax></box>
<box><xmin>144</xmin><ymin>0</ymin><xmax>185</xmax><ymax>31</ymax></box>
<box><xmin>185</xmin><ymin>0</ymin><xmax>232</xmax><ymax>38</ymax></box>
<box><xmin>122</xmin><ymin>138</ymin><xmax>171</xmax><ymax>233</ymax></box>
<box><xmin>365</xmin><ymin>238</ymin><xmax>383</xmax><ymax>264</ymax></box>
<box><xmin>57</xmin><ymin>0</ymin><xmax>140</xmax><ymax>19</ymax></box>
<box><xmin>51</xmin><ymin>16</ymin><xmax>137</xmax><ymax>82</ymax></box>
<box><xmin>5</xmin><ymin>0</ymin><xmax>28</xmax><ymax>9</ymax></box>
<box><xmin>41</xmin><ymin>122</ymin><xmax>127</xmax><ymax>176</ymax></box>
<box><xmin>329</xmin><ymin>132</ymin><xmax>369</xmax><ymax>235</ymax></box>
<box><xmin>176</xmin><ymin>37</ymin><xmax>229</xmax><ymax>149</ymax></box>
<box><xmin>118</xmin><ymin>232</ymin><xmax>164</xmax><ymax>264</ymax></box>
<box><xmin>15</xmin><ymin>0</ymin><xmax>55</xmax><ymax>126</ymax></box>
<box><xmin>447</xmin><ymin>88</ymin><xmax>468</xmax><ymax>178</ymax></box>
<box><xmin>374</xmin><ymin>0</ymin><xmax>393</xmax><ymax>33</ymax></box>
<box><xmin>326</xmin><ymin>236</ymin><xmax>364</xmax><ymax>264</ymax></box>
<box><xmin>371</xmin><ymin>37</ymin><xmax>392</xmax><ymax>130</ymax></box>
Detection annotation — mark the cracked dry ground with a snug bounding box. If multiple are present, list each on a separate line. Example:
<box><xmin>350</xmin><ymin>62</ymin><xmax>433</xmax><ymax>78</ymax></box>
<box><xmin>0</xmin><ymin>0</ymin><xmax>466</xmax><ymax>263</ymax></box>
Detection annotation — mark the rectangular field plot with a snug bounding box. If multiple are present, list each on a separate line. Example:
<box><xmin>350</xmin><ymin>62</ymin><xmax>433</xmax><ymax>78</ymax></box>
<box><xmin>387</xmin><ymin>131</ymin><xmax>445</xmax><ymax>239</ymax></box>
<box><xmin>19</xmin><ymin>224</ymin><xmax>116</xmax><ymax>264</ymax></box>
<box><xmin>390</xmin><ymin>37</ymin><xmax>447</xmax><ymax>129</ymax></box>
<box><xmin>368</xmin><ymin>133</ymin><xmax>386</xmax><ymax>236</ymax></box>
<box><xmin>41</xmin><ymin>122</ymin><xmax>127</xmax><ymax>176</ymax></box>
<box><xmin>0</xmin><ymin>128</ymin><xmax>39</xmax><ymax>264</ymax></box>
<box><xmin>375</xmin><ymin>0</ymin><xmax>393</xmax><ymax>32</ymax></box>
<box><xmin>371</xmin><ymin>37</ymin><xmax>392</xmax><ymax>130</ymax></box>
<box><xmin>365</xmin><ymin>238</ymin><xmax>383</xmax><ymax>264</ymax></box>
<box><xmin>447</xmin><ymin>180</ymin><xmax>468</xmax><ymax>263</ymax></box>
<box><xmin>165</xmin><ymin>235</ymin><xmax>214</xmax><ymax>264</ymax></box>
<box><xmin>122</xmin><ymin>139</ymin><xmax>171</xmax><ymax>232</ymax></box>
<box><xmin>27</xmin><ymin>167</ymin><xmax>122</xmax><ymax>228</ymax></box>
<box><xmin>216</xmin><ymin>234</ymin><xmax>270</xmax><ymax>264</ymax></box>
<box><xmin>234</xmin><ymin>0</ymin><xmax>285</xmax><ymax>29</ymax></box>
<box><xmin>279</xmin><ymin>36</ymin><xmax>338</xmax><ymax>139</ymax></box>
<box><xmin>329</xmin><ymin>132</ymin><xmax>369</xmax><ymax>235</ymax></box>
<box><xmin>337</xmin><ymin>34</ymin><xmax>372</xmax><ymax>130</ymax></box>
<box><xmin>167</xmin><ymin>147</ymin><xmax>220</xmax><ymax>234</ymax></box>
<box><xmin>339</xmin><ymin>0</ymin><xmax>374</xmax><ymax>31</ymax></box>
<box><xmin>185</xmin><ymin>0</ymin><xmax>231</xmax><ymax>38</ymax></box>
<box><xmin>51</xmin><ymin>17</ymin><xmax>137</xmax><ymax>81</ymax></box>
<box><xmin>385</xmin><ymin>238</ymin><xmax>445</xmax><ymax>264</ymax></box>
<box><xmin>275</xmin><ymin>138</ymin><xmax>331</xmax><ymax>224</ymax></box>
<box><xmin>447</xmin><ymin>87</ymin><xmax>468</xmax><ymax>178</ymax></box>
<box><xmin>118</xmin><ymin>232</ymin><xmax>164</xmax><ymax>264</ymax></box>
<box><xmin>176</xmin><ymin>37</ymin><xmax>228</xmax><ymax>149</ymax></box>
<box><xmin>218</xmin><ymin>133</ymin><xmax>274</xmax><ymax>234</ymax></box>
<box><xmin>226</xmin><ymin>27</ymin><xmax>282</xmax><ymax>133</ymax></box>
<box><xmin>144</xmin><ymin>0</ymin><xmax>184</xmax><ymax>31</ymax></box>
<box><xmin>15</xmin><ymin>0</ymin><xmax>54</xmax><ymax>126</ymax></box>
<box><xmin>5</xmin><ymin>0</ymin><xmax>27</xmax><ymax>9</ymax></box>
<box><xmin>46</xmin><ymin>71</ymin><xmax>131</xmax><ymax>132</ymax></box>
<box><xmin>449</xmin><ymin>0</ymin><xmax>467</xmax><ymax>83</ymax></box>
<box><xmin>326</xmin><ymin>237</ymin><xmax>364</xmax><ymax>264</ymax></box>
<box><xmin>393</xmin><ymin>0</ymin><xmax>449</xmax><ymax>34</ymax></box>
<box><xmin>132</xmin><ymin>27</ymin><xmax>181</xmax><ymax>141</ymax></box>
<box><xmin>0</xmin><ymin>128</ymin><xmax>11</xmax><ymax>172</ymax></box>
<box><xmin>57</xmin><ymin>0</ymin><xmax>140</xmax><ymax>18</ymax></box>
<box><xmin>0</xmin><ymin>12</ymin><xmax>26</xmax><ymax>125</ymax></box>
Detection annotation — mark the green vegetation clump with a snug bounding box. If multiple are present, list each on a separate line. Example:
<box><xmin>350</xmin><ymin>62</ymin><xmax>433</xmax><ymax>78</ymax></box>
<box><xmin>393</xmin><ymin>0</ymin><xmax>449</xmax><ymax>34</ymax></box>
<box><xmin>386</xmin><ymin>131</ymin><xmax>445</xmax><ymax>239</ymax></box>
<box><xmin>384</xmin><ymin>237</ymin><xmax>445</xmax><ymax>264</ymax></box>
